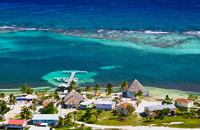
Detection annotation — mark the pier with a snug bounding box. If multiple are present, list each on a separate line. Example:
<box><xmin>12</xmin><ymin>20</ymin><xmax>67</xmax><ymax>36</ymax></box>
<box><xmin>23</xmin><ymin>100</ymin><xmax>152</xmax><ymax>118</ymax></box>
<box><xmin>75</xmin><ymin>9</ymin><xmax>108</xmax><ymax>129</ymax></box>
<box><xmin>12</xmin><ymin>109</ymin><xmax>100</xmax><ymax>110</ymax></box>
<box><xmin>54</xmin><ymin>71</ymin><xmax>87</xmax><ymax>85</ymax></box>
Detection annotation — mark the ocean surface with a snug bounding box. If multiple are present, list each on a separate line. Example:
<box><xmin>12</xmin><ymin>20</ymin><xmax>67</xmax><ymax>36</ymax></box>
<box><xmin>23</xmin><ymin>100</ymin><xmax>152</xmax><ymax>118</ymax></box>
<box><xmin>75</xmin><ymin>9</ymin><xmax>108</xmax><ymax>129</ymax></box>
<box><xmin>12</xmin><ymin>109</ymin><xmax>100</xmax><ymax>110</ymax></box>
<box><xmin>0</xmin><ymin>0</ymin><xmax>200</xmax><ymax>92</ymax></box>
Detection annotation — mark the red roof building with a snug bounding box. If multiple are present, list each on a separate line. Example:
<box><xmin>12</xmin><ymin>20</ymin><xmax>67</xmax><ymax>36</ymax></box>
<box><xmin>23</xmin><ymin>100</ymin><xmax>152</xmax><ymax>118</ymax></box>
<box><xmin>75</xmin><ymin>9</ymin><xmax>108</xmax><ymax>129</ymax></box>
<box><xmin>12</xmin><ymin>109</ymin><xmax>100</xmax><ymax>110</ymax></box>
<box><xmin>175</xmin><ymin>98</ymin><xmax>193</xmax><ymax>103</ymax></box>
<box><xmin>6</xmin><ymin>119</ymin><xmax>27</xmax><ymax>129</ymax></box>
<box><xmin>7</xmin><ymin>119</ymin><xmax>25</xmax><ymax>125</ymax></box>
<box><xmin>175</xmin><ymin>98</ymin><xmax>193</xmax><ymax>107</ymax></box>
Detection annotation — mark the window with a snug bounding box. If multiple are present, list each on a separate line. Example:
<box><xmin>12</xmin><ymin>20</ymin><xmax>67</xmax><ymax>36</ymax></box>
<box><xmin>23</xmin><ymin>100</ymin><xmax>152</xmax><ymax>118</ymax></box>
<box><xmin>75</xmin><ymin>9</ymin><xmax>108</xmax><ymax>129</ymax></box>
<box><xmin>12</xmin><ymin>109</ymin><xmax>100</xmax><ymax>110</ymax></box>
<box><xmin>102</xmin><ymin>104</ymin><xmax>106</xmax><ymax>106</ymax></box>
<box><xmin>179</xmin><ymin>102</ymin><xmax>181</xmax><ymax>104</ymax></box>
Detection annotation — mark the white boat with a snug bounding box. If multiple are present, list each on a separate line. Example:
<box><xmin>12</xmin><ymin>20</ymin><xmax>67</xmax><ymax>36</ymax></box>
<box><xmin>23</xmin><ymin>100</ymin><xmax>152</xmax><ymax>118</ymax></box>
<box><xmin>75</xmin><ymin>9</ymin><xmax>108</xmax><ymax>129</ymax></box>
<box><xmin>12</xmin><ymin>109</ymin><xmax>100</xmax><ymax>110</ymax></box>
<box><xmin>73</xmin><ymin>78</ymin><xmax>78</xmax><ymax>83</ymax></box>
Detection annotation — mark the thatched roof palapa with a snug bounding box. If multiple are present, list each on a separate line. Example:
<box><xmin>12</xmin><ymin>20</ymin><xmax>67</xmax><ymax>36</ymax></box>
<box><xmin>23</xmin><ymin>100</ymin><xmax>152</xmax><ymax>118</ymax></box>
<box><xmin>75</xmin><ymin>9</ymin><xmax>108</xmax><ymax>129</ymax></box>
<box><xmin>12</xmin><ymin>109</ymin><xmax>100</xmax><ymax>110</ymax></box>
<box><xmin>126</xmin><ymin>79</ymin><xmax>145</xmax><ymax>93</ymax></box>
<box><xmin>64</xmin><ymin>89</ymin><xmax>84</xmax><ymax>105</ymax></box>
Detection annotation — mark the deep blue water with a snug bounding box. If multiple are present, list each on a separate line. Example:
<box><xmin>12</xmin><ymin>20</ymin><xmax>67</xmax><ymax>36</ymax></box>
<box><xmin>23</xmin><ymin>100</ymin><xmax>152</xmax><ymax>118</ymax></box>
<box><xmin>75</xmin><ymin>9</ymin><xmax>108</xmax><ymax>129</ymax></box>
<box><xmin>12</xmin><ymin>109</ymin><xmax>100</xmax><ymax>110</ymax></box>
<box><xmin>0</xmin><ymin>0</ymin><xmax>200</xmax><ymax>92</ymax></box>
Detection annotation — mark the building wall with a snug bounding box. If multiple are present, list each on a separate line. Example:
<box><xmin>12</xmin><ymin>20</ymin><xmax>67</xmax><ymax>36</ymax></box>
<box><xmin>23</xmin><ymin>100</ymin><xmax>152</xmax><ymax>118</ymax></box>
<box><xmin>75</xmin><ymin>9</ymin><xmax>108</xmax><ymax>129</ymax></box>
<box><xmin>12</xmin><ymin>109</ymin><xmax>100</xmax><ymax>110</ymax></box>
<box><xmin>117</xmin><ymin>107</ymin><xmax>126</xmax><ymax>114</ymax></box>
<box><xmin>145</xmin><ymin>107</ymin><xmax>175</xmax><ymax>116</ymax></box>
<box><xmin>7</xmin><ymin>124</ymin><xmax>23</xmax><ymax>129</ymax></box>
<box><xmin>96</xmin><ymin>104</ymin><xmax>113</xmax><ymax>110</ymax></box>
<box><xmin>33</xmin><ymin>120</ymin><xmax>58</xmax><ymax>125</ymax></box>
<box><xmin>7</xmin><ymin>122</ymin><xmax>26</xmax><ymax>129</ymax></box>
<box><xmin>176</xmin><ymin>101</ymin><xmax>193</xmax><ymax>107</ymax></box>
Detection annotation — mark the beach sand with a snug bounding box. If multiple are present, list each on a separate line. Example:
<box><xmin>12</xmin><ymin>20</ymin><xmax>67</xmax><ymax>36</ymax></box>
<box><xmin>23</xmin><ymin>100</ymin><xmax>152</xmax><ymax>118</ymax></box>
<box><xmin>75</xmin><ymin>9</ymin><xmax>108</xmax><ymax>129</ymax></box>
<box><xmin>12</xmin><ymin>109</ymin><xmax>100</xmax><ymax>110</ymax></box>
<box><xmin>1</xmin><ymin>85</ymin><xmax>200</xmax><ymax>102</ymax></box>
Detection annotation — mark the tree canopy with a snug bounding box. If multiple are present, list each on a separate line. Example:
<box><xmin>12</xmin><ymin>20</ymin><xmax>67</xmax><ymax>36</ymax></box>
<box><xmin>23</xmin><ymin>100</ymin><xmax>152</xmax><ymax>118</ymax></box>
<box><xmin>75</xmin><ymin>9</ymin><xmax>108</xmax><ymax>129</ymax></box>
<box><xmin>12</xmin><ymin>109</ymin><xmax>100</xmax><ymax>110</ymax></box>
<box><xmin>188</xmin><ymin>94</ymin><xmax>198</xmax><ymax>102</ymax></box>
<box><xmin>20</xmin><ymin>83</ymin><xmax>33</xmax><ymax>94</ymax></box>
<box><xmin>41</xmin><ymin>102</ymin><xmax>58</xmax><ymax>114</ymax></box>
<box><xmin>0</xmin><ymin>100</ymin><xmax>10</xmax><ymax>119</ymax></box>
<box><xmin>162</xmin><ymin>95</ymin><xmax>173</xmax><ymax>105</ymax></box>
<box><xmin>105</xmin><ymin>83</ymin><xmax>114</xmax><ymax>97</ymax></box>
<box><xmin>20</xmin><ymin>106</ymin><xmax>32</xmax><ymax>120</ymax></box>
<box><xmin>93</xmin><ymin>84</ymin><xmax>101</xmax><ymax>93</ymax></box>
<box><xmin>120</xmin><ymin>81</ymin><xmax>128</xmax><ymax>91</ymax></box>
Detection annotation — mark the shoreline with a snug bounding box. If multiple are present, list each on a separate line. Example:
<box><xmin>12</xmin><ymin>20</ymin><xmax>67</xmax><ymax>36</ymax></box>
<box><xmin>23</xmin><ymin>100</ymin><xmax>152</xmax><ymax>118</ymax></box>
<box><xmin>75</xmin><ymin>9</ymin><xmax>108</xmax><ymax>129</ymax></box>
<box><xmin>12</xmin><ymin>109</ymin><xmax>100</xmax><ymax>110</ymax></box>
<box><xmin>0</xmin><ymin>85</ymin><xmax>199</xmax><ymax>102</ymax></box>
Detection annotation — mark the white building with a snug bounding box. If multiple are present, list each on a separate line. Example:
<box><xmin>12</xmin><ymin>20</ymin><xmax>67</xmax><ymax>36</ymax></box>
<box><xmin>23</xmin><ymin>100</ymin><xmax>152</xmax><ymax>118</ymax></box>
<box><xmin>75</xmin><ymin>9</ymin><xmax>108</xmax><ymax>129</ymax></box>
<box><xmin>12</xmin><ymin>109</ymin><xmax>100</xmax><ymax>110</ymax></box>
<box><xmin>95</xmin><ymin>101</ymin><xmax>114</xmax><ymax>110</ymax></box>
<box><xmin>6</xmin><ymin>119</ymin><xmax>26</xmax><ymax>129</ymax></box>
<box><xmin>175</xmin><ymin>98</ymin><xmax>193</xmax><ymax>107</ymax></box>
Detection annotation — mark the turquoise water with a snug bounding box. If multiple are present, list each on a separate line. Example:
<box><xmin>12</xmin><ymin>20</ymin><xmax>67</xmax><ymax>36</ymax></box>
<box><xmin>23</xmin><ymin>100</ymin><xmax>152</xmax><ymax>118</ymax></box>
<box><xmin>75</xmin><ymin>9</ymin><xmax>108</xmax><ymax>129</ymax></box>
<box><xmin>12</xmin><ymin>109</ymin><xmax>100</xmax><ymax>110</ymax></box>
<box><xmin>0</xmin><ymin>0</ymin><xmax>200</xmax><ymax>92</ymax></box>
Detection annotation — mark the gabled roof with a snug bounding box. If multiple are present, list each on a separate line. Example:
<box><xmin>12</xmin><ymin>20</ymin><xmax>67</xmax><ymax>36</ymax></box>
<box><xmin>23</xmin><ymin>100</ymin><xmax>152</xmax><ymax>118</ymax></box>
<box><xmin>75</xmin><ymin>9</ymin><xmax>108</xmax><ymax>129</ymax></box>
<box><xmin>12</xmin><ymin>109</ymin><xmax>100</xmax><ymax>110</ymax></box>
<box><xmin>32</xmin><ymin>114</ymin><xmax>59</xmax><ymax>120</ymax></box>
<box><xmin>7</xmin><ymin>119</ymin><xmax>25</xmax><ymax>125</ymax></box>
<box><xmin>146</xmin><ymin>104</ymin><xmax>176</xmax><ymax>111</ymax></box>
<box><xmin>116</xmin><ymin>102</ymin><xmax>133</xmax><ymax>108</ymax></box>
<box><xmin>126</xmin><ymin>79</ymin><xmax>145</xmax><ymax>93</ymax></box>
<box><xmin>64</xmin><ymin>89</ymin><xmax>84</xmax><ymax>105</ymax></box>
<box><xmin>175</xmin><ymin>98</ymin><xmax>193</xmax><ymax>103</ymax></box>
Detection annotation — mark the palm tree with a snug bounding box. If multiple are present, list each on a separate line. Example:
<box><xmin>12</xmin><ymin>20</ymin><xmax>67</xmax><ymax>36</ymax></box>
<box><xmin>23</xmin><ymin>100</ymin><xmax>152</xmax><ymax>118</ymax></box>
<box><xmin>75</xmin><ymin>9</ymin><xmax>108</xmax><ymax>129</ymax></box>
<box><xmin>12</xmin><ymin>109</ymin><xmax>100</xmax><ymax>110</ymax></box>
<box><xmin>20</xmin><ymin>106</ymin><xmax>32</xmax><ymax>120</ymax></box>
<box><xmin>29</xmin><ymin>105</ymin><xmax>37</xmax><ymax>114</ymax></box>
<box><xmin>93</xmin><ymin>84</ymin><xmax>101</xmax><ymax>93</ymax></box>
<box><xmin>85</xmin><ymin>86</ymin><xmax>91</xmax><ymax>95</ymax></box>
<box><xmin>20</xmin><ymin>83</ymin><xmax>28</xmax><ymax>93</ymax></box>
<box><xmin>105</xmin><ymin>83</ymin><xmax>113</xmax><ymax>98</ymax></box>
<box><xmin>64</xmin><ymin>113</ymin><xmax>72</xmax><ymax>126</ymax></box>
<box><xmin>72</xmin><ymin>111</ymin><xmax>77</xmax><ymax>124</ymax></box>
<box><xmin>0</xmin><ymin>93</ymin><xmax>6</xmax><ymax>99</ymax></box>
<box><xmin>120</xmin><ymin>81</ymin><xmax>128</xmax><ymax>91</ymax></box>
<box><xmin>9</xmin><ymin>94</ymin><xmax>16</xmax><ymax>109</ymax></box>
<box><xmin>135</xmin><ymin>90</ymin><xmax>143</xmax><ymax>100</ymax></box>
<box><xmin>58</xmin><ymin>117</ymin><xmax>65</xmax><ymax>127</ymax></box>
<box><xmin>70</xmin><ymin>81</ymin><xmax>76</xmax><ymax>90</ymax></box>
<box><xmin>93</xmin><ymin>110</ymin><xmax>101</xmax><ymax>122</ymax></box>
<box><xmin>113</xmin><ymin>97</ymin><xmax>123</xmax><ymax>107</ymax></box>
<box><xmin>80</xmin><ymin>123</ymin><xmax>86</xmax><ymax>130</ymax></box>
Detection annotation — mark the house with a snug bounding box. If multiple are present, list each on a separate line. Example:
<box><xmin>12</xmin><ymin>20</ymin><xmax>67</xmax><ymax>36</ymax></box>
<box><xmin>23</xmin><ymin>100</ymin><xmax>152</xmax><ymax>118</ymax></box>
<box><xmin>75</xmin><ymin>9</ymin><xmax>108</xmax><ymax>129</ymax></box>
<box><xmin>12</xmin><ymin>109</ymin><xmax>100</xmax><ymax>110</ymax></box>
<box><xmin>145</xmin><ymin>104</ymin><xmax>176</xmax><ymax>116</ymax></box>
<box><xmin>59</xmin><ymin>83</ymin><xmax>70</xmax><ymax>91</ymax></box>
<box><xmin>32</xmin><ymin>114</ymin><xmax>59</xmax><ymax>125</ymax></box>
<box><xmin>64</xmin><ymin>89</ymin><xmax>84</xmax><ymax>108</ymax></box>
<box><xmin>80</xmin><ymin>100</ymin><xmax>95</xmax><ymax>109</ymax></box>
<box><xmin>116</xmin><ymin>102</ymin><xmax>134</xmax><ymax>114</ymax></box>
<box><xmin>6</xmin><ymin>119</ymin><xmax>26</xmax><ymax>129</ymax></box>
<box><xmin>122</xmin><ymin>79</ymin><xmax>149</xmax><ymax>98</ymax></box>
<box><xmin>174</xmin><ymin>98</ymin><xmax>193</xmax><ymax>107</ymax></box>
<box><xmin>95</xmin><ymin>101</ymin><xmax>114</xmax><ymax>110</ymax></box>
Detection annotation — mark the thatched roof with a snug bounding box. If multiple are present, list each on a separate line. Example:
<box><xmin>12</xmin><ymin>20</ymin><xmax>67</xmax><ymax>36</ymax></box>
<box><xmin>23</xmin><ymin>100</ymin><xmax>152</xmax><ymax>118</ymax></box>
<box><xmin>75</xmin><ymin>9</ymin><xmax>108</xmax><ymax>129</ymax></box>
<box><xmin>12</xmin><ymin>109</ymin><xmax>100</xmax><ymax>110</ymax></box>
<box><xmin>126</xmin><ymin>79</ymin><xmax>145</xmax><ymax>93</ymax></box>
<box><xmin>64</xmin><ymin>89</ymin><xmax>84</xmax><ymax>105</ymax></box>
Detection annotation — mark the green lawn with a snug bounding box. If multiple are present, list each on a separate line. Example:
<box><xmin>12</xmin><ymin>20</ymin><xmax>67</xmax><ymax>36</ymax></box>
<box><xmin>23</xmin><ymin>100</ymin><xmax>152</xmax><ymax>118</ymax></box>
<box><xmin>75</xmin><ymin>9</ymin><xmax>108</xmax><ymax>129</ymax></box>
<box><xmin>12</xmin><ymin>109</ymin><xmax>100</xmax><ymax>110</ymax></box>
<box><xmin>76</xmin><ymin>110</ymin><xmax>142</xmax><ymax>126</ymax></box>
<box><xmin>53</xmin><ymin>122</ymin><xmax>80</xmax><ymax>130</ymax></box>
<box><xmin>75</xmin><ymin>110</ymin><xmax>200</xmax><ymax>128</ymax></box>
<box><xmin>142</xmin><ymin>115</ymin><xmax>200</xmax><ymax>128</ymax></box>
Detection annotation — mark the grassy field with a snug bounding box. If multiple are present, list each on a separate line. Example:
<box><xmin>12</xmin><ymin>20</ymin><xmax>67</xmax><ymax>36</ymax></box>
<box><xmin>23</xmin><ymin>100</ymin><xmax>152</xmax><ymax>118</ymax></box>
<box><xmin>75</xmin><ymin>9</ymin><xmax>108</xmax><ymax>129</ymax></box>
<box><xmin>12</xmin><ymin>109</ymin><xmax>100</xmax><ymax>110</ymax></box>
<box><xmin>142</xmin><ymin>114</ymin><xmax>200</xmax><ymax>128</ymax></box>
<box><xmin>75</xmin><ymin>110</ymin><xmax>142</xmax><ymax>126</ymax></box>
<box><xmin>74</xmin><ymin>109</ymin><xmax>200</xmax><ymax>128</ymax></box>
<box><xmin>53</xmin><ymin>122</ymin><xmax>80</xmax><ymax>130</ymax></box>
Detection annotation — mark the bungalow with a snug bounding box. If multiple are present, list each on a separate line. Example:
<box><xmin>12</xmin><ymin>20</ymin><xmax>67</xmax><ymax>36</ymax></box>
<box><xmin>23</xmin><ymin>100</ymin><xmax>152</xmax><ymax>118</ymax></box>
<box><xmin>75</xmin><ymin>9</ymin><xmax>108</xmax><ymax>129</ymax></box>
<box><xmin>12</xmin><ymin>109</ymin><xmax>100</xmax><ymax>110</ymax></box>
<box><xmin>80</xmin><ymin>100</ymin><xmax>95</xmax><ymax>109</ymax></box>
<box><xmin>145</xmin><ymin>104</ymin><xmax>176</xmax><ymax>116</ymax></box>
<box><xmin>95</xmin><ymin>101</ymin><xmax>114</xmax><ymax>110</ymax></box>
<box><xmin>64</xmin><ymin>89</ymin><xmax>84</xmax><ymax>108</ymax></box>
<box><xmin>32</xmin><ymin>114</ymin><xmax>59</xmax><ymax>125</ymax></box>
<box><xmin>6</xmin><ymin>119</ymin><xmax>27</xmax><ymax>129</ymax></box>
<box><xmin>117</xmin><ymin>102</ymin><xmax>134</xmax><ymax>114</ymax></box>
<box><xmin>122</xmin><ymin>79</ymin><xmax>149</xmax><ymax>98</ymax></box>
<box><xmin>175</xmin><ymin>98</ymin><xmax>193</xmax><ymax>108</ymax></box>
